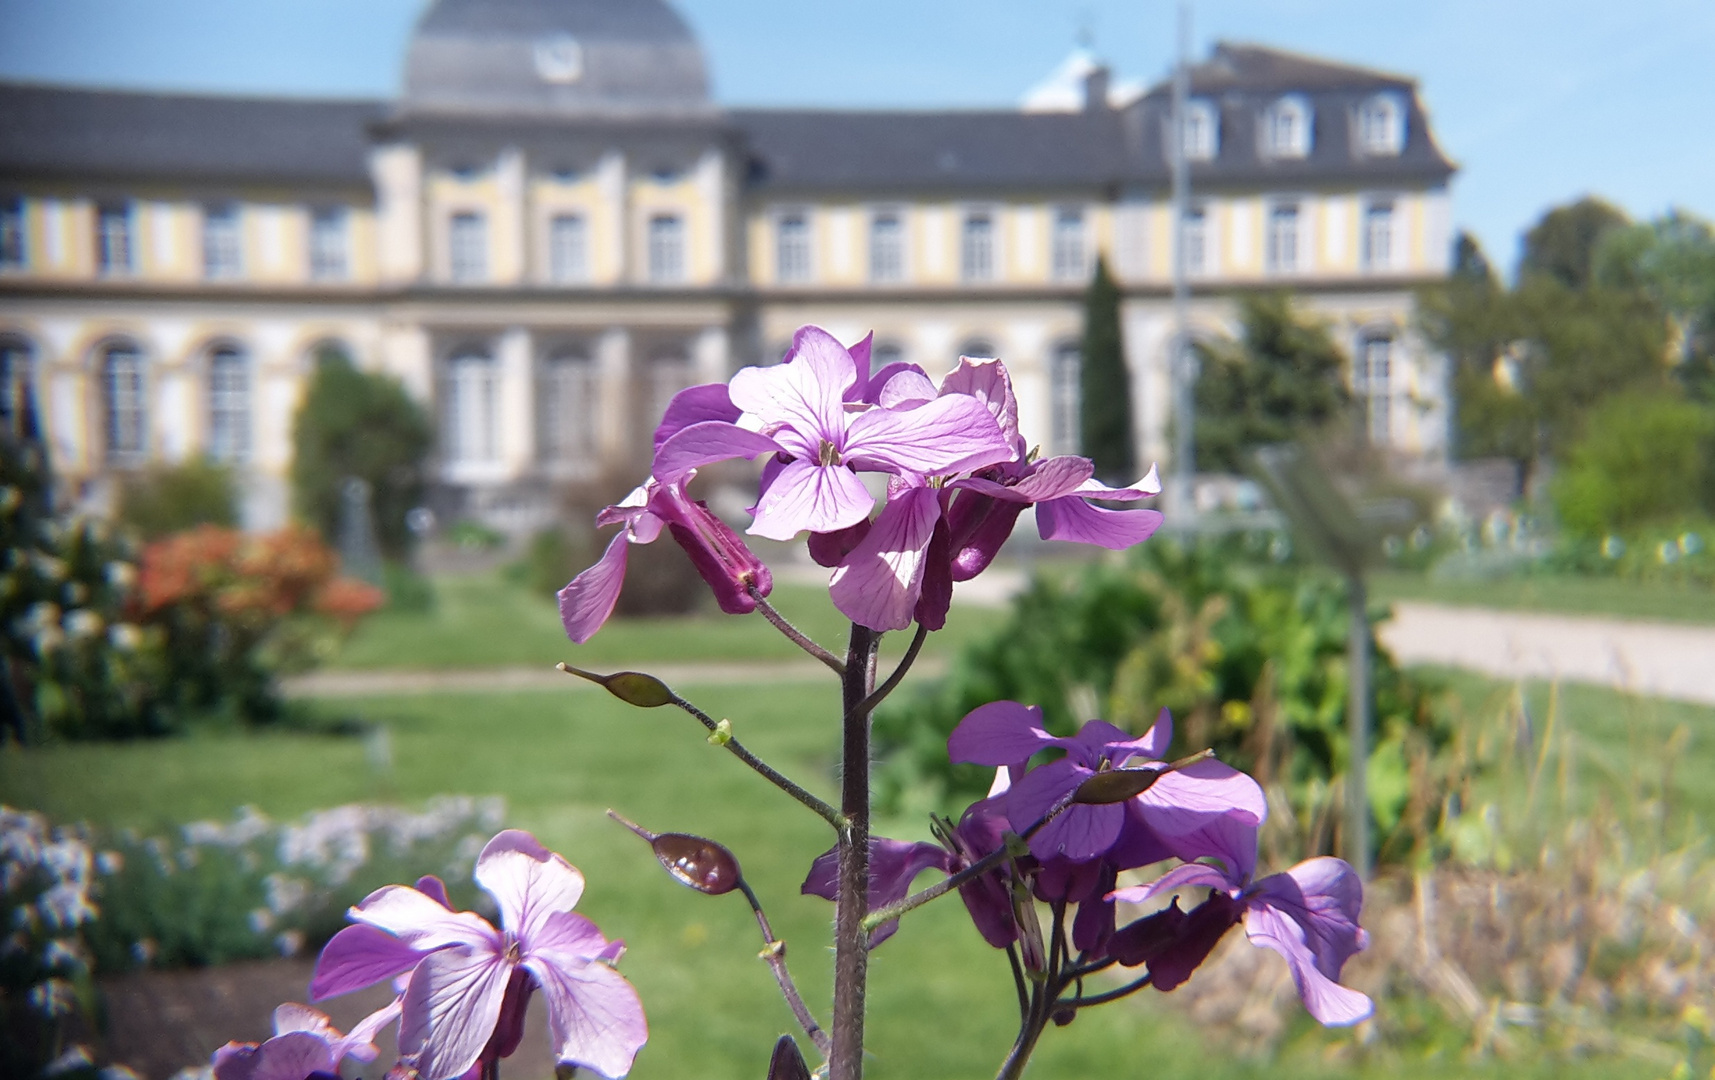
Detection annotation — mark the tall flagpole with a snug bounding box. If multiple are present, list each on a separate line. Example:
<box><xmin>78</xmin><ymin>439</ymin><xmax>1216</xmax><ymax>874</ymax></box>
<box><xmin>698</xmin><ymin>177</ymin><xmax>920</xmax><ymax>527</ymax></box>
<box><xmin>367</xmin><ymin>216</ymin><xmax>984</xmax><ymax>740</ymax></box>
<box><xmin>1169</xmin><ymin>1</ymin><xmax>1194</xmax><ymax>524</ymax></box>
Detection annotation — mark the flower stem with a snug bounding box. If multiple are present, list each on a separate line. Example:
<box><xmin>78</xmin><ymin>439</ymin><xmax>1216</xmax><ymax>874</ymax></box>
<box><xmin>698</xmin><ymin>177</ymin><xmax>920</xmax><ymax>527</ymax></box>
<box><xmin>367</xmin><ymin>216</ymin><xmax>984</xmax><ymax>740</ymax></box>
<box><xmin>667</xmin><ymin>692</ymin><xmax>847</xmax><ymax>830</ymax></box>
<box><xmin>751</xmin><ymin>586</ymin><xmax>846</xmax><ymax>675</ymax></box>
<box><xmin>738</xmin><ymin>878</ymin><xmax>831</xmax><ymax>1058</ymax></box>
<box><xmin>831</xmin><ymin>623</ymin><xmax>879</xmax><ymax>1080</ymax></box>
<box><xmin>847</xmin><ymin>621</ymin><xmax>929</xmax><ymax>720</ymax></box>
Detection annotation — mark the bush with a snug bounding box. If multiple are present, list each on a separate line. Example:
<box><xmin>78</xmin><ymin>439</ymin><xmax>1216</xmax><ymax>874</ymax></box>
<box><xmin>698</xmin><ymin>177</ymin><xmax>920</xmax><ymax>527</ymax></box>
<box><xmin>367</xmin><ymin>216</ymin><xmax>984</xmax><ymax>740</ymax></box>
<box><xmin>504</xmin><ymin>527</ymin><xmax>593</xmax><ymax>600</ymax></box>
<box><xmin>2</xmin><ymin>438</ymin><xmax>383</xmax><ymax>740</ymax></box>
<box><xmin>1551</xmin><ymin>390</ymin><xmax>1715</xmax><ymax>537</ymax></box>
<box><xmin>875</xmin><ymin>534</ymin><xmax>1453</xmax><ymax>865</ymax></box>
<box><xmin>291</xmin><ymin>348</ymin><xmax>433</xmax><ymax>560</ymax></box>
<box><xmin>114</xmin><ymin>458</ymin><xmax>238</xmax><ymax>540</ymax></box>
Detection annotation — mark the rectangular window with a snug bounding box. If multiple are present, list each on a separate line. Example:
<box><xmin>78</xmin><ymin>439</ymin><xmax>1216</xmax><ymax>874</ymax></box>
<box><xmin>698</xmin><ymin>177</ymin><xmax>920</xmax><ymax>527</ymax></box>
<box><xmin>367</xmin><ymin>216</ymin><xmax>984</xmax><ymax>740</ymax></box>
<box><xmin>1182</xmin><ymin>101</ymin><xmax>1218</xmax><ymax>161</ymax></box>
<box><xmin>1049</xmin><ymin>344</ymin><xmax>1082</xmax><ymax>458</ymax></box>
<box><xmin>308</xmin><ymin>207</ymin><xmax>348</xmax><ymax>281</ymax></box>
<box><xmin>202</xmin><ymin>204</ymin><xmax>242</xmax><ymax>280</ymax></box>
<box><xmin>647</xmin><ymin>214</ymin><xmax>684</xmax><ymax>283</ymax></box>
<box><xmin>1181</xmin><ymin>205</ymin><xmax>1208</xmax><ymax>276</ymax></box>
<box><xmin>0</xmin><ymin>197</ymin><xmax>24</xmax><ymax>269</ymax></box>
<box><xmin>869</xmin><ymin>212</ymin><xmax>903</xmax><ymax>283</ymax></box>
<box><xmin>97</xmin><ymin>203</ymin><xmax>132</xmax><ymax>274</ymax></box>
<box><xmin>1357</xmin><ymin>337</ymin><xmax>1393</xmax><ymax>444</ymax></box>
<box><xmin>538</xmin><ymin>353</ymin><xmax>599</xmax><ymax>466</ymax></box>
<box><xmin>206</xmin><ymin>348</ymin><xmax>250</xmax><ymax>463</ymax></box>
<box><xmin>1266</xmin><ymin>203</ymin><xmax>1300</xmax><ymax>275</ymax></box>
<box><xmin>449</xmin><ymin>212</ymin><xmax>488</xmax><ymax>283</ymax></box>
<box><xmin>442</xmin><ymin>351</ymin><xmax>498</xmax><ymax>464</ymax></box>
<box><xmin>1051</xmin><ymin>207</ymin><xmax>1087</xmax><ymax>282</ymax></box>
<box><xmin>548</xmin><ymin>214</ymin><xmax>588</xmax><ymax>284</ymax></box>
<box><xmin>961</xmin><ymin>212</ymin><xmax>994</xmax><ymax>282</ymax></box>
<box><xmin>775</xmin><ymin>213</ymin><xmax>810</xmax><ymax>283</ymax></box>
<box><xmin>103</xmin><ymin>345</ymin><xmax>145</xmax><ymax>462</ymax></box>
<box><xmin>1362</xmin><ymin>201</ymin><xmax>1394</xmax><ymax>271</ymax></box>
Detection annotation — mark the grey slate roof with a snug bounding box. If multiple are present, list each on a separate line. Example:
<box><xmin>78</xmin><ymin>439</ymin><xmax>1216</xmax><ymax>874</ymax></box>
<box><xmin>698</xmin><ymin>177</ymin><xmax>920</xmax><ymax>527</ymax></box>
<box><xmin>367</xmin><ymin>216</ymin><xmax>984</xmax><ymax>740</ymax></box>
<box><xmin>734</xmin><ymin>108</ymin><xmax>1133</xmax><ymax>194</ymax></box>
<box><xmin>0</xmin><ymin>83</ymin><xmax>382</xmax><ymax>188</ymax></box>
<box><xmin>404</xmin><ymin>0</ymin><xmax>710</xmax><ymax>117</ymax></box>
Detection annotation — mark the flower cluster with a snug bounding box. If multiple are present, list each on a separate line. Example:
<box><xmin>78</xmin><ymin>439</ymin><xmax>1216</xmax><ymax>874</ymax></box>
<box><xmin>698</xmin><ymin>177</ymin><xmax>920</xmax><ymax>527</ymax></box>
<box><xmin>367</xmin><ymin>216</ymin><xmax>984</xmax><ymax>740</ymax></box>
<box><xmin>807</xmin><ymin>703</ymin><xmax>1372</xmax><ymax>1026</ymax></box>
<box><xmin>559</xmin><ymin>326</ymin><xmax>1163</xmax><ymax>638</ymax></box>
<box><xmin>302</xmin><ymin>829</ymin><xmax>646</xmax><ymax>1080</ymax></box>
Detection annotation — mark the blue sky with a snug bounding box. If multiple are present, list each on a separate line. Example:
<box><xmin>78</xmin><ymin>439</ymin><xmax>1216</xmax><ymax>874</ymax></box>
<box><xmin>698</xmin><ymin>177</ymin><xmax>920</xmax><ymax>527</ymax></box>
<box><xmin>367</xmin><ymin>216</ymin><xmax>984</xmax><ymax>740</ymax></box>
<box><xmin>1</xmin><ymin>0</ymin><xmax>1710</xmax><ymax>275</ymax></box>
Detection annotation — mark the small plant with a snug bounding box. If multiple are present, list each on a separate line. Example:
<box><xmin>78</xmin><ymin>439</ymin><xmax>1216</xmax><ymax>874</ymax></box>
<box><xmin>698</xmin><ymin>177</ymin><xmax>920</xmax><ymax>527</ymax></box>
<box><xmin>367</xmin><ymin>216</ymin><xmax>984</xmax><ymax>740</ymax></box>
<box><xmin>114</xmin><ymin>458</ymin><xmax>239</xmax><ymax>540</ymax></box>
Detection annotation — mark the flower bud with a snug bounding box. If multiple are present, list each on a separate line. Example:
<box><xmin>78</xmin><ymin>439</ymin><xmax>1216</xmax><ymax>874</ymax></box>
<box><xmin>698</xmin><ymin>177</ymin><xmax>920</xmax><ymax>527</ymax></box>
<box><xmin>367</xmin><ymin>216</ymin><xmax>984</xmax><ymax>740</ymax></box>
<box><xmin>766</xmin><ymin>1035</ymin><xmax>810</xmax><ymax>1080</ymax></box>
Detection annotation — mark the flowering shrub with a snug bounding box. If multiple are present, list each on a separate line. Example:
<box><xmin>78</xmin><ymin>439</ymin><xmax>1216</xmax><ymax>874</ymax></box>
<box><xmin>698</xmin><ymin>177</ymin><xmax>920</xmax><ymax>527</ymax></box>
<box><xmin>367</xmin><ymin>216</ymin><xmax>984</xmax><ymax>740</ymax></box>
<box><xmin>0</xmin><ymin>434</ymin><xmax>382</xmax><ymax>741</ymax></box>
<box><xmin>0</xmin><ymin>800</ymin><xmax>504</xmax><ymax>1076</ymax></box>
<box><xmin>208</xmin><ymin>326</ymin><xmax>1373</xmax><ymax>1080</ymax></box>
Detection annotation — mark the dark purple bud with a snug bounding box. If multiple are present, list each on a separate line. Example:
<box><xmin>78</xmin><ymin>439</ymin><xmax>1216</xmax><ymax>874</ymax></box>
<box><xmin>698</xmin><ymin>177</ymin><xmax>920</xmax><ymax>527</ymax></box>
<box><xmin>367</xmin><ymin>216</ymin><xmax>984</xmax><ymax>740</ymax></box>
<box><xmin>608</xmin><ymin>810</ymin><xmax>744</xmax><ymax>895</ymax></box>
<box><xmin>1108</xmin><ymin>899</ymin><xmax>1188</xmax><ymax>968</ymax></box>
<box><xmin>948</xmin><ymin>493</ymin><xmax>1027</xmax><ymax>582</ymax></box>
<box><xmin>766</xmin><ymin>1035</ymin><xmax>811</xmax><ymax>1080</ymax></box>
<box><xmin>650</xmin><ymin>832</ymin><xmax>744</xmax><ymax>895</ymax></box>
<box><xmin>1072</xmin><ymin>767</ymin><xmax>1164</xmax><ymax>804</ymax></box>
<box><xmin>912</xmin><ymin>517</ymin><xmax>954</xmax><ymax>631</ymax></box>
<box><xmin>664</xmin><ymin>494</ymin><xmax>773</xmax><ymax>615</ymax></box>
<box><xmin>559</xmin><ymin>664</ymin><xmax>674</xmax><ymax>708</ymax></box>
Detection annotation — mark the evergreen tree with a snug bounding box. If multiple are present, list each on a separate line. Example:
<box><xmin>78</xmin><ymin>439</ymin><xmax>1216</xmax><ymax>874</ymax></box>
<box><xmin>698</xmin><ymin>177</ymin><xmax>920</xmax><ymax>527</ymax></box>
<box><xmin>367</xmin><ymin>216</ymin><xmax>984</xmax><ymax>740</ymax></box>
<box><xmin>1192</xmin><ymin>292</ymin><xmax>1351</xmax><ymax>472</ymax></box>
<box><xmin>291</xmin><ymin>346</ymin><xmax>433</xmax><ymax>559</ymax></box>
<box><xmin>1078</xmin><ymin>255</ymin><xmax>1134</xmax><ymax>481</ymax></box>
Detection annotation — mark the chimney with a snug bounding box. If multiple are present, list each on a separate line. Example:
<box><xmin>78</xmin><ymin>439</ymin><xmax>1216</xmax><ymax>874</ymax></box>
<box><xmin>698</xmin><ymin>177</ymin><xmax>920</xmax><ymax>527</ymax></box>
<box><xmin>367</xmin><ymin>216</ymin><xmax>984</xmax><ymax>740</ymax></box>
<box><xmin>1082</xmin><ymin>65</ymin><xmax>1111</xmax><ymax>112</ymax></box>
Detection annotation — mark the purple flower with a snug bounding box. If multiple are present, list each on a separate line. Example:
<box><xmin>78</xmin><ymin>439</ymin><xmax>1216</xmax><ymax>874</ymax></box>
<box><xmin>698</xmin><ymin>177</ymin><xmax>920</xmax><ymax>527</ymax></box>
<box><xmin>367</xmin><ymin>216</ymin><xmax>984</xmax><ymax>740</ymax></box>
<box><xmin>683</xmin><ymin>326</ymin><xmax>1013</xmax><ymax>540</ymax></box>
<box><xmin>949</xmin><ymin>703</ymin><xmax>1265</xmax><ymax>865</ymax></box>
<box><xmin>212</xmin><ymin>1001</ymin><xmax>399</xmax><ymax>1080</ymax></box>
<box><xmin>311</xmin><ymin>831</ymin><xmax>646</xmax><ymax>1080</ymax></box>
<box><xmin>801</xmin><ymin>837</ymin><xmax>951</xmax><ymax>946</ymax></box>
<box><xmin>558</xmin><ymin>474</ymin><xmax>773</xmax><ymax>643</ymax></box>
<box><xmin>1108</xmin><ymin>852</ymin><xmax>1373</xmax><ymax>1026</ymax></box>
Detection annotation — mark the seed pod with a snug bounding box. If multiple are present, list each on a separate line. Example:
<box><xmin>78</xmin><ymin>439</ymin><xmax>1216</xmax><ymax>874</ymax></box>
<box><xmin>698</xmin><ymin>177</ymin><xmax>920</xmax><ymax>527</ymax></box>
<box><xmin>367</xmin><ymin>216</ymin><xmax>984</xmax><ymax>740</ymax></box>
<box><xmin>558</xmin><ymin>664</ymin><xmax>674</xmax><ymax>708</ymax></box>
<box><xmin>766</xmin><ymin>1035</ymin><xmax>810</xmax><ymax>1080</ymax></box>
<box><xmin>1072</xmin><ymin>767</ymin><xmax>1164</xmax><ymax>804</ymax></box>
<box><xmin>650</xmin><ymin>832</ymin><xmax>743</xmax><ymax>896</ymax></box>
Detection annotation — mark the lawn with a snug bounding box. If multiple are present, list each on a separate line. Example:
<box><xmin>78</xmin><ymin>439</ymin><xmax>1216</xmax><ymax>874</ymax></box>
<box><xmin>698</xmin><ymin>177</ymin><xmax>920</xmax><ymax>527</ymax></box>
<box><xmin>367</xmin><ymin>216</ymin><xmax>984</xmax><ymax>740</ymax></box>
<box><xmin>5</xmin><ymin>661</ymin><xmax>1700</xmax><ymax>1079</ymax></box>
<box><xmin>329</xmin><ymin>573</ymin><xmax>996</xmax><ymax>672</ymax></box>
<box><xmin>1371</xmin><ymin>568</ymin><xmax>1715</xmax><ymax>625</ymax></box>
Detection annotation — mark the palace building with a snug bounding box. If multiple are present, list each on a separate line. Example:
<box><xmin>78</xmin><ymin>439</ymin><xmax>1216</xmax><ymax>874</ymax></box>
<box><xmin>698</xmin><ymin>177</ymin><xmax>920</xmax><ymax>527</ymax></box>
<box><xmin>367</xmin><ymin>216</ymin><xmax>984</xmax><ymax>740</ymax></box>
<box><xmin>0</xmin><ymin>0</ymin><xmax>1456</xmax><ymax>532</ymax></box>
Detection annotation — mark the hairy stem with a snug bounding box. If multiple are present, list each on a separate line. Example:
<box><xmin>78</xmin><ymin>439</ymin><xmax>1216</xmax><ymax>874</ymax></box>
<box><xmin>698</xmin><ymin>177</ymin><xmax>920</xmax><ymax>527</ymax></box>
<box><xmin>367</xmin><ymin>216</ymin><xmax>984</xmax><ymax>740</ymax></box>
<box><xmin>847</xmin><ymin>622</ymin><xmax>929</xmax><ymax>720</ymax></box>
<box><xmin>752</xmin><ymin>586</ymin><xmax>846</xmax><ymax>675</ymax></box>
<box><xmin>738</xmin><ymin>879</ymin><xmax>831</xmax><ymax>1058</ymax></box>
<box><xmin>831</xmin><ymin>624</ymin><xmax>880</xmax><ymax>1080</ymax></box>
<box><xmin>667</xmin><ymin>692</ymin><xmax>846</xmax><ymax>830</ymax></box>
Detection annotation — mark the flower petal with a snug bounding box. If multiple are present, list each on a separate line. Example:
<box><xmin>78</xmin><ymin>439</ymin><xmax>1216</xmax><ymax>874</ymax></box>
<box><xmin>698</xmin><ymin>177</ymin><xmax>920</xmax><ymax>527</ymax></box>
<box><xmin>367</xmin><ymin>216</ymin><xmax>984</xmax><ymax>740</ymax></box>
<box><xmin>350</xmin><ymin>884</ymin><xmax>498</xmax><ymax>952</ymax></box>
<box><xmin>398</xmin><ymin>945</ymin><xmax>512</xmax><ymax>1080</ymax></box>
<box><xmin>844</xmin><ymin>393</ymin><xmax>1010</xmax><ymax>476</ymax></box>
<box><xmin>344</xmin><ymin>996</ymin><xmax>403</xmax><ymax>1060</ymax></box>
<box><xmin>729</xmin><ymin>326</ymin><xmax>856</xmax><ymax>456</ymax></box>
<box><xmin>1108</xmin><ymin>860</ymin><xmax>1236</xmax><ymax>906</ymax></box>
<box><xmin>828</xmin><ymin>485</ymin><xmax>941</xmax><ymax>631</ymax></box>
<box><xmin>653</xmin><ymin>421</ymin><xmax>782</xmax><ymax>484</ymax></box>
<box><xmin>653</xmin><ymin>383</ymin><xmax>740</xmax><ymax>453</ymax></box>
<box><xmin>1006</xmin><ymin>759</ymin><xmax>1122</xmax><ymax>861</ymax></box>
<box><xmin>1035</xmin><ymin>496</ymin><xmax>1164</xmax><ymax>549</ymax></box>
<box><xmin>748</xmin><ymin>458</ymin><xmax>874</xmax><ymax>540</ymax></box>
<box><xmin>525</xmin><ymin>954</ymin><xmax>649</xmax><ymax>1079</ymax></box>
<box><xmin>938</xmin><ymin>356</ymin><xmax>1021</xmax><ymax>450</ymax></box>
<box><xmin>1247</xmin><ymin>858</ymin><xmax>1369</xmax><ymax>982</ymax></box>
<box><xmin>309</xmin><ymin>924</ymin><xmax>425</xmax><ymax>1001</ymax></box>
<box><xmin>558</xmin><ymin>533</ymin><xmax>631</xmax><ymax>644</ymax></box>
<box><xmin>248</xmin><ymin>1032</ymin><xmax>339</xmax><ymax>1080</ymax></box>
<box><xmin>947</xmin><ymin>700</ymin><xmax>1055</xmax><ymax>767</ymax></box>
<box><xmin>474</xmin><ymin>830</ymin><xmax>587</xmax><ymax>946</ymax></box>
<box><xmin>875</xmin><ymin>369</ymin><xmax>938</xmax><ymax>409</ymax></box>
<box><xmin>1243</xmin><ymin>901</ymin><xmax>1374</xmax><ymax>1026</ymax></box>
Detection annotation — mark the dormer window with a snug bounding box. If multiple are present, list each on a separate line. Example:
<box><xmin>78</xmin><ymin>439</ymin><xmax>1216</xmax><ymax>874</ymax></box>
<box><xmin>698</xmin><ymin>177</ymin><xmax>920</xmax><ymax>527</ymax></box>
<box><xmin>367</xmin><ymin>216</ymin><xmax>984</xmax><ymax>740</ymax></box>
<box><xmin>1262</xmin><ymin>95</ymin><xmax>1312</xmax><ymax>159</ymax></box>
<box><xmin>1181</xmin><ymin>99</ymin><xmax>1219</xmax><ymax>162</ymax></box>
<box><xmin>1357</xmin><ymin>94</ymin><xmax>1406</xmax><ymax>156</ymax></box>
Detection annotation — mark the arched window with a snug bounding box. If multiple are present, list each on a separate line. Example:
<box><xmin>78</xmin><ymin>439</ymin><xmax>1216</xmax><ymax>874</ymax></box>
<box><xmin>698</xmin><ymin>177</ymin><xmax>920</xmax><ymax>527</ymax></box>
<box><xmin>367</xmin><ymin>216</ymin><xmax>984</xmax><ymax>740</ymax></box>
<box><xmin>1262</xmin><ymin>96</ymin><xmax>1312</xmax><ymax>159</ymax></box>
<box><xmin>0</xmin><ymin>337</ymin><xmax>36</xmax><ymax>440</ymax></box>
<box><xmin>441</xmin><ymin>347</ymin><xmax>499</xmax><ymax>465</ymax></box>
<box><xmin>1049</xmin><ymin>342</ymin><xmax>1082</xmax><ymax>457</ymax></box>
<box><xmin>538</xmin><ymin>349</ymin><xmax>599</xmax><ymax>469</ymax></box>
<box><xmin>101</xmin><ymin>341</ymin><xmax>146</xmax><ymax>465</ymax></box>
<box><xmin>1357</xmin><ymin>94</ymin><xmax>1405</xmax><ymax>156</ymax></box>
<box><xmin>206</xmin><ymin>344</ymin><xmax>250</xmax><ymax>463</ymax></box>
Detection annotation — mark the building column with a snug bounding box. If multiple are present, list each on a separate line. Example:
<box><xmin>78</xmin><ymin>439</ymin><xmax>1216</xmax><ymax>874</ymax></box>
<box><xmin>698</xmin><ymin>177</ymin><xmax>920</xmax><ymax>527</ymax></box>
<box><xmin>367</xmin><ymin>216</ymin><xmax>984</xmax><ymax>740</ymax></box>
<box><xmin>596</xmin><ymin>327</ymin><xmax>631</xmax><ymax>470</ymax></box>
<box><xmin>496</xmin><ymin>146</ymin><xmax>527</xmax><ymax>285</ymax></box>
<box><xmin>498</xmin><ymin>326</ymin><xmax>534</xmax><ymax>474</ymax></box>
<box><xmin>371</xmin><ymin>143</ymin><xmax>425</xmax><ymax>285</ymax></box>
<box><xmin>598</xmin><ymin>150</ymin><xmax>628</xmax><ymax>284</ymax></box>
<box><xmin>693</xmin><ymin>325</ymin><xmax>729</xmax><ymax>385</ymax></box>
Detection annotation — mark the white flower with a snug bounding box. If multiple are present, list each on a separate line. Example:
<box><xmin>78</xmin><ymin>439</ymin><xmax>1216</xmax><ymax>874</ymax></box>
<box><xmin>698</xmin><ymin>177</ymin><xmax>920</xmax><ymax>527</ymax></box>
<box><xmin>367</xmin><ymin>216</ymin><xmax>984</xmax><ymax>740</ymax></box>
<box><xmin>106</xmin><ymin>561</ymin><xmax>138</xmax><ymax>589</ymax></box>
<box><xmin>63</xmin><ymin>609</ymin><xmax>103</xmax><ymax>640</ymax></box>
<box><xmin>107</xmin><ymin>624</ymin><xmax>144</xmax><ymax>652</ymax></box>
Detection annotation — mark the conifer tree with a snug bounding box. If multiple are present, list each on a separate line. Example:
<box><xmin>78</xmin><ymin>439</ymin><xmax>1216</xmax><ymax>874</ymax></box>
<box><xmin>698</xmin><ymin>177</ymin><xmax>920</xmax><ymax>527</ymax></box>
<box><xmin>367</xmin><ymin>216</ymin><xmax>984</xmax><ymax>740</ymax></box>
<box><xmin>1079</xmin><ymin>255</ymin><xmax>1134</xmax><ymax>482</ymax></box>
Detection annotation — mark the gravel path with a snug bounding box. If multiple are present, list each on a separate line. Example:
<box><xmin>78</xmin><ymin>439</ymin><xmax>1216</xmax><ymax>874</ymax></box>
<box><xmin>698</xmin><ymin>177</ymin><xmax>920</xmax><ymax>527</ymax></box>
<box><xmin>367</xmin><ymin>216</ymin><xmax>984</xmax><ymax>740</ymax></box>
<box><xmin>286</xmin><ymin>602</ymin><xmax>1715</xmax><ymax>706</ymax></box>
<box><xmin>1379</xmin><ymin>602</ymin><xmax>1715</xmax><ymax>707</ymax></box>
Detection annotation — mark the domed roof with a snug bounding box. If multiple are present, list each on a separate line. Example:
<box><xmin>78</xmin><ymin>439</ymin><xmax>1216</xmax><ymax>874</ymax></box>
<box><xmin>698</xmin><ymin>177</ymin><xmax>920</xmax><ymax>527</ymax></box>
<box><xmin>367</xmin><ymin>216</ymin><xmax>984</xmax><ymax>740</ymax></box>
<box><xmin>403</xmin><ymin>0</ymin><xmax>710</xmax><ymax>117</ymax></box>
